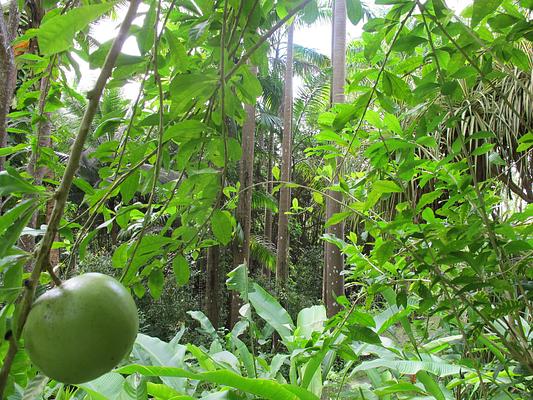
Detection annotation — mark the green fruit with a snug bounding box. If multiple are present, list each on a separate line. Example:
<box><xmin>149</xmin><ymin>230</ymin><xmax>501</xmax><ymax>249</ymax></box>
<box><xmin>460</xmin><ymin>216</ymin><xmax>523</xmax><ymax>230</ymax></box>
<box><xmin>23</xmin><ymin>273</ymin><xmax>139</xmax><ymax>384</ymax></box>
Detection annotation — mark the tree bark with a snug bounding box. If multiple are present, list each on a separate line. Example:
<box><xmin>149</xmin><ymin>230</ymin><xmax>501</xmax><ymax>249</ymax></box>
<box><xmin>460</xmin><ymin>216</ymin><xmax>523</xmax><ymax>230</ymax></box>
<box><xmin>0</xmin><ymin>1</ymin><xmax>19</xmax><ymax>210</ymax></box>
<box><xmin>324</xmin><ymin>0</ymin><xmax>346</xmax><ymax>317</ymax></box>
<box><xmin>205</xmin><ymin>245</ymin><xmax>221</xmax><ymax>328</ymax></box>
<box><xmin>275</xmin><ymin>24</ymin><xmax>294</xmax><ymax>294</ymax></box>
<box><xmin>263</xmin><ymin>127</ymin><xmax>274</xmax><ymax>278</ymax></box>
<box><xmin>228</xmin><ymin>65</ymin><xmax>257</xmax><ymax>327</ymax></box>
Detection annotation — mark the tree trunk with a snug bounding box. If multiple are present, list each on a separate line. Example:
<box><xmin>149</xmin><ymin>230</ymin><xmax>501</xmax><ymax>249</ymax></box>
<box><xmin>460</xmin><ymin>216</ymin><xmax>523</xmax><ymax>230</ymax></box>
<box><xmin>275</xmin><ymin>24</ymin><xmax>294</xmax><ymax>294</ymax></box>
<box><xmin>0</xmin><ymin>1</ymin><xmax>19</xmax><ymax>211</ymax></box>
<box><xmin>324</xmin><ymin>0</ymin><xmax>346</xmax><ymax>317</ymax></box>
<box><xmin>263</xmin><ymin>127</ymin><xmax>275</xmax><ymax>278</ymax></box>
<box><xmin>205</xmin><ymin>245</ymin><xmax>221</xmax><ymax>328</ymax></box>
<box><xmin>229</xmin><ymin>65</ymin><xmax>257</xmax><ymax>327</ymax></box>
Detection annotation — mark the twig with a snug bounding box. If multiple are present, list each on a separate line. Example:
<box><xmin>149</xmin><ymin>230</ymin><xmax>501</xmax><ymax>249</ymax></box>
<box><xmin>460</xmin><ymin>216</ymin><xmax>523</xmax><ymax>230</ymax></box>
<box><xmin>223</xmin><ymin>0</ymin><xmax>311</xmax><ymax>82</ymax></box>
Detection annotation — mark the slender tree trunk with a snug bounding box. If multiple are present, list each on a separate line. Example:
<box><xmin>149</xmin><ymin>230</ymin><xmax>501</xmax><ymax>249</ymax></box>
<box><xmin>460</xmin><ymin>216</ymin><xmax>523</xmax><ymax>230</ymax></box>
<box><xmin>324</xmin><ymin>0</ymin><xmax>346</xmax><ymax>317</ymax></box>
<box><xmin>229</xmin><ymin>65</ymin><xmax>257</xmax><ymax>327</ymax></box>
<box><xmin>205</xmin><ymin>245</ymin><xmax>221</xmax><ymax>328</ymax></box>
<box><xmin>24</xmin><ymin>7</ymin><xmax>59</xmax><ymax>265</ymax></box>
<box><xmin>263</xmin><ymin>127</ymin><xmax>274</xmax><ymax>278</ymax></box>
<box><xmin>275</xmin><ymin>24</ymin><xmax>294</xmax><ymax>294</ymax></box>
<box><xmin>0</xmin><ymin>1</ymin><xmax>19</xmax><ymax>211</ymax></box>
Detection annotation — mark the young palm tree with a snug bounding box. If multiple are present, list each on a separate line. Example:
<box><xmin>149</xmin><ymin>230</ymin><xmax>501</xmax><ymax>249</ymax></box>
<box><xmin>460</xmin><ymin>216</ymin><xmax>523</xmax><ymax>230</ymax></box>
<box><xmin>275</xmin><ymin>23</ymin><xmax>295</xmax><ymax>294</ymax></box>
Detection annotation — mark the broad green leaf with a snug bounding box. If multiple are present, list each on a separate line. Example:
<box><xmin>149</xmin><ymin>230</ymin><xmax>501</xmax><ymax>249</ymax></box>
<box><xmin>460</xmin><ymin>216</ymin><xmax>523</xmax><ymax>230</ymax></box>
<box><xmin>382</xmin><ymin>70</ymin><xmax>411</xmax><ymax>101</ymax></box>
<box><xmin>187</xmin><ymin>311</ymin><xmax>217</xmax><ymax>338</ymax></box>
<box><xmin>472</xmin><ymin>0</ymin><xmax>503</xmax><ymax>27</ymax></box>
<box><xmin>417</xmin><ymin>371</ymin><xmax>446</xmax><ymax>400</ymax></box>
<box><xmin>392</xmin><ymin>35</ymin><xmax>426</xmax><ymax>52</ymax></box>
<box><xmin>0</xmin><ymin>144</ymin><xmax>29</xmax><ymax>157</ymax></box>
<box><xmin>77</xmin><ymin>372</ymin><xmax>129</xmax><ymax>400</ymax></box>
<box><xmin>346</xmin><ymin>0</ymin><xmax>363</xmax><ymax>25</ymax></box>
<box><xmin>272</xmin><ymin>165</ymin><xmax>281</xmax><ymax>180</ymax></box>
<box><xmin>297</xmin><ymin>305</ymin><xmax>327</xmax><ymax>339</ymax></box>
<box><xmin>132</xmin><ymin>334</ymin><xmax>187</xmax><ymax>391</ymax></box>
<box><xmin>172</xmin><ymin>255</ymin><xmax>190</xmax><ymax>286</ymax></box>
<box><xmin>226</xmin><ymin>264</ymin><xmax>250</xmax><ymax>300</ymax></box>
<box><xmin>37</xmin><ymin>3</ymin><xmax>115</xmax><ymax>54</ymax></box>
<box><xmin>0</xmin><ymin>199</ymin><xmax>38</xmax><ymax>259</ymax></box>
<box><xmin>148</xmin><ymin>269</ymin><xmax>165</xmax><ymax>300</ymax></box>
<box><xmin>116</xmin><ymin>365</ymin><xmax>319</xmax><ymax>400</ymax></box>
<box><xmin>372</xmin><ymin>180</ymin><xmax>402</xmax><ymax>194</ymax></box>
<box><xmin>163</xmin><ymin>120</ymin><xmax>209</xmax><ymax>143</ymax></box>
<box><xmin>0</xmin><ymin>170</ymin><xmax>44</xmax><ymax>196</ymax></box>
<box><xmin>325</xmin><ymin>211</ymin><xmax>351</xmax><ymax>228</ymax></box>
<box><xmin>248</xmin><ymin>283</ymin><xmax>294</xmax><ymax>344</ymax></box>
<box><xmin>211</xmin><ymin>210</ymin><xmax>233</xmax><ymax>245</ymax></box>
<box><xmin>232</xmin><ymin>336</ymin><xmax>256</xmax><ymax>377</ymax></box>
<box><xmin>352</xmin><ymin>359</ymin><xmax>466</xmax><ymax>377</ymax></box>
<box><xmin>348</xmin><ymin>326</ymin><xmax>381</xmax><ymax>344</ymax></box>
<box><xmin>120</xmin><ymin>170</ymin><xmax>140</xmax><ymax>204</ymax></box>
<box><xmin>138</xmin><ymin>1</ymin><xmax>156</xmax><ymax>55</ymax></box>
<box><xmin>374</xmin><ymin>382</ymin><xmax>425</xmax><ymax>395</ymax></box>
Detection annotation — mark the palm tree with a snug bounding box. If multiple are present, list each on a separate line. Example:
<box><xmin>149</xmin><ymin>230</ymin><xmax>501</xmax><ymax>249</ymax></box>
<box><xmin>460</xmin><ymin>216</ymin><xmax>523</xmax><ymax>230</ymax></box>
<box><xmin>275</xmin><ymin>23</ymin><xmax>295</xmax><ymax>294</ymax></box>
<box><xmin>324</xmin><ymin>0</ymin><xmax>346</xmax><ymax>317</ymax></box>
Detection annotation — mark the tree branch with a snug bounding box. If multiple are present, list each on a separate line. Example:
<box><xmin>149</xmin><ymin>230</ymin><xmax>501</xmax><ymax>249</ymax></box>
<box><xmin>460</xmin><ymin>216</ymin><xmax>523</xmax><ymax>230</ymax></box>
<box><xmin>224</xmin><ymin>0</ymin><xmax>311</xmax><ymax>82</ymax></box>
<box><xmin>0</xmin><ymin>0</ymin><xmax>141</xmax><ymax>397</ymax></box>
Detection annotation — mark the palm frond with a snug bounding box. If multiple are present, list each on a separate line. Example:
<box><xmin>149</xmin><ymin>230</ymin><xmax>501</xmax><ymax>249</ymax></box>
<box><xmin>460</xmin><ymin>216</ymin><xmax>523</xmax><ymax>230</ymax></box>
<box><xmin>252</xmin><ymin>190</ymin><xmax>278</xmax><ymax>213</ymax></box>
<box><xmin>250</xmin><ymin>234</ymin><xmax>276</xmax><ymax>272</ymax></box>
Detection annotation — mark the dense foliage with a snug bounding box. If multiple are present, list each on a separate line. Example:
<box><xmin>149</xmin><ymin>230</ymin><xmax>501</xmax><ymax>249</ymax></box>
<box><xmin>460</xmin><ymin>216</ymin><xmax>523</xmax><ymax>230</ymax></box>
<box><xmin>0</xmin><ymin>0</ymin><xmax>532</xmax><ymax>399</ymax></box>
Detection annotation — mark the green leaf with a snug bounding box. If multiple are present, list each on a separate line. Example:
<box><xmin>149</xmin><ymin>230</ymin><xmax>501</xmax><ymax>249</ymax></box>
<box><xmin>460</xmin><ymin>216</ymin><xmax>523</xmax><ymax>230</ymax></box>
<box><xmin>211</xmin><ymin>210</ymin><xmax>233</xmax><ymax>245</ymax></box>
<box><xmin>0</xmin><ymin>144</ymin><xmax>30</xmax><ymax>157</ymax></box>
<box><xmin>0</xmin><ymin>200</ymin><xmax>38</xmax><ymax>259</ymax></box>
<box><xmin>392</xmin><ymin>35</ymin><xmax>426</xmax><ymax>52</ymax></box>
<box><xmin>187</xmin><ymin>310</ymin><xmax>217</xmax><ymax>338</ymax></box>
<box><xmin>272</xmin><ymin>165</ymin><xmax>281</xmax><ymax>180</ymax></box>
<box><xmin>232</xmin><ymin>336</ymin><xmax>256</xmax><ymax>377</ymax></box>
<box><xmin>116</xmin><ymin>365</ymin><xmax>319</xmax><ymax>400</ymax></box>
<box><xmin>148</xmin><ymin>269</ymin><xmax>165</xmax><ymax>300</ymax></box>
<box><xmin>472</xmin><ymin>0</ymin><xmax>503</xmax><ymax>27</ymax></box>
<box><xmin>471</xmin><ymin>143</ymin><xmax>494</xmax><ymax>156</ymax></box>
<box><xmin>120</xmin><ymin>170</ymin><xmax>140</xmax><ymax>204</ymax></box>
<box><xmin>347</xmin><ymin>326</ymin><xmax>381</xmax><ymax>344</ymax></box>
<box><xmin>138</xmin><ymin>1</ymin><xmax>156</xmax><ymax>55</ymax></box>
<box><xmin>36</xmin><ymin>3</ymin><xmax>115</xmax><ymax>55</ymax></box>
<box><xmin>373</xmin><ymin>180</ymin><xmax>402</xmax><ymax>194</ymax></box>
<box><xmin>346</xmin><ymin>0</ymin><xmax>363</xmax><ymax>25</ymax></box>
<box><xmin>417</xmin><ymin>371</ymin><xmax>446</xmax><ymax>400</ymax></box>
<box><xmin>382</xmin><ymin>71</ymin><xmax>411</xmax><ymax>101</ymax></box>
<box><xmin>163</xmin><ymin>120</ymin><xmax>209</xmax><ymax>143</ymax></box>
<box><xmin>172</xmin><ymin>255</ymin><xmax>190</xmax><ymax>286</ymax></box>
<box><xmin>0</xmin><ymin>170</ymin><xmax>44</xmax><ymax>196</ymax></box>
<box><xmin>352</xmin><ymin>359</ymin><xmax>466</xmax><ymax>377</ymax></box>
<box><xmin>226</xmin><ymin>264</ymin><xmax>250</xmax><ymax>300</ymax></box>
<box><xmin>77</xmin><ymin>372</ymin><xmax>127</xmax><ymax>400</ymax></box>
<box><xmin>248</xmin><ymin>283</ymin><xmax>294</xmax><ymax>344</ymax></box>
<box><xmin>296</xmin><ymin>305</ymin><xmax>327</xmax><ymax>339</ymax></box>
<box><xmin>374</xmin><ymin>382</ymin><xmax>425</xmax><ymax>395</ymax></box>
<box><xmin>325</xmin><ymin>211</ymin><xmax>351</xmax><ymax>228</ymax></box>
<box><xmin>22</xmin><ymin>374</ymin><xmax>49</xmax><ymax>400</ymax></box>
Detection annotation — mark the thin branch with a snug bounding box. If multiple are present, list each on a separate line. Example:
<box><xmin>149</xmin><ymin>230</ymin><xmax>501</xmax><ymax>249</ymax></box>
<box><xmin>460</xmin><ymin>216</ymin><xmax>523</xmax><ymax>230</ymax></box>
<box><xmin>223</xmin><ymin>0</ymin><xmax>312</xmax><ymax>82</ymax></box>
